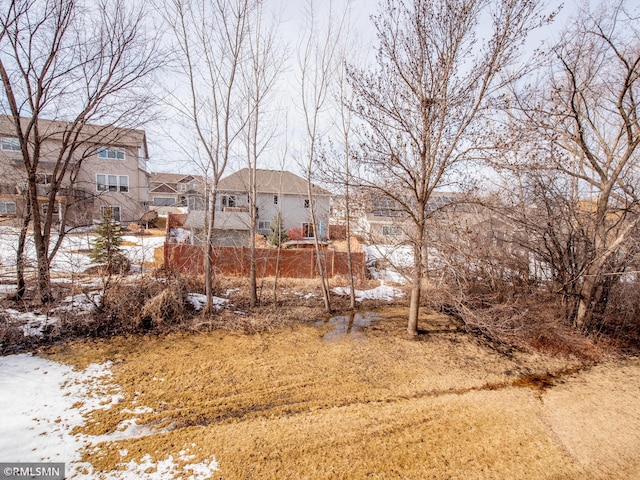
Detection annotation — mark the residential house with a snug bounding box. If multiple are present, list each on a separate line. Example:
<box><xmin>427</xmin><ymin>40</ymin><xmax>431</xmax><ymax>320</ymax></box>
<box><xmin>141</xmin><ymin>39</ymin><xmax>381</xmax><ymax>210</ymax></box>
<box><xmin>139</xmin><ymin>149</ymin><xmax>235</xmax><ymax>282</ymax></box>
<box><xmin>0</xmin><ymin>115</ymin><xmax>150</xmax><ymax>225</ymax></box>
<box><xmin>149</xmin><ymin>172</ymin><xmax>206</xmax><ymax>216</ymax></box>
<box><xmin>356</xmin><ymin>192</ymin><xmax>461</xmax><ymax>243</ymax></box>
<box><xmin>216</xmin><ymin>168</ymin><xmax>331</xmax><ymax>238</ymax></box>
<box><xmin>178</xmin><ymin>168</ymin><xmax>332</xmax><ymax>247</ymax></box>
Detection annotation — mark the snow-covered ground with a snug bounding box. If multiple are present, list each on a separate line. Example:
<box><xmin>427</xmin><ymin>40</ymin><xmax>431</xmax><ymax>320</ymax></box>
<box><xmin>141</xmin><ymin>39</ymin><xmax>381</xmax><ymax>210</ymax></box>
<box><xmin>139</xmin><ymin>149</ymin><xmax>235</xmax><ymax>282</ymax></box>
<box><xmin>362</xmin><ymin>244</ymin><xmax>413</xmax><ymax>284</ymax></box>
<box><xmin>186</xmin><ymin>293</ymin><xmax>228</xmax><ymax>311</ymax></box>
<box><xmin>0</xmin><ymin>227</ymin><xmax>165</xmax><ymax>277</ymax></box>
<box><xmin>0</xmin><ymin>354</ymin><xmax>219</xmax><ymax>479</ymax></box>
<box><xmin>332</xmin><ymin>284</ymin><xmax>404</xmax><ymax>302</ymax></box>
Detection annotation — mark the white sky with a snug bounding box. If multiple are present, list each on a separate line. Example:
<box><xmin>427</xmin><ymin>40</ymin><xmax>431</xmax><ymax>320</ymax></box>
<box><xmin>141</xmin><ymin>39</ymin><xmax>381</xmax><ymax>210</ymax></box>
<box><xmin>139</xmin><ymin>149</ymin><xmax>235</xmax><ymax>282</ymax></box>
<box><xmin>145</xmin><ymin>0</ymin><xmax>600</xmax><ymax>177</ymax></box>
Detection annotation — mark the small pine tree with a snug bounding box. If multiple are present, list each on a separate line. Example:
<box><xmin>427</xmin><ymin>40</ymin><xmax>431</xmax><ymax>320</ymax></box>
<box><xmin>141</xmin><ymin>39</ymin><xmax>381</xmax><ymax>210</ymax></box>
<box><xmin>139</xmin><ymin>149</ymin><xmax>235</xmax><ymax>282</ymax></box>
<box><xmin>267</xmin><ymin>212</ymin><xmax>288</xmax><ymax>247</ymax></box>
<box><xmin>90</xmin><ymin>209</ymin><xmax>130</xmax><ymax>274</ymax></box>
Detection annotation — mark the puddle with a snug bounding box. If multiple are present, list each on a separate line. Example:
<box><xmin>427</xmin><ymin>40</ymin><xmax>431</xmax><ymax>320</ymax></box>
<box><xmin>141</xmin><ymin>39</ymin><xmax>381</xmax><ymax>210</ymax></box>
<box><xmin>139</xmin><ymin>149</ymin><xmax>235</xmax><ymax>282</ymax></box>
<box><xmin>315</xmin><ymin>312</ymin><xmax>381</xmax><ymax>342</ymax></box>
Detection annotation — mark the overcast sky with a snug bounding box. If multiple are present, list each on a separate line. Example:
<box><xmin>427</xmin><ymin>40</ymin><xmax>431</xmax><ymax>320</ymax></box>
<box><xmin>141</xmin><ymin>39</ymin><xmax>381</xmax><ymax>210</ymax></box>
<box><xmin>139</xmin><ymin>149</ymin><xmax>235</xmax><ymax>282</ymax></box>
<box><xmin>145</xmin><ymin>0</ymin><xmax>600</xmax><ymax>177</ymax></box>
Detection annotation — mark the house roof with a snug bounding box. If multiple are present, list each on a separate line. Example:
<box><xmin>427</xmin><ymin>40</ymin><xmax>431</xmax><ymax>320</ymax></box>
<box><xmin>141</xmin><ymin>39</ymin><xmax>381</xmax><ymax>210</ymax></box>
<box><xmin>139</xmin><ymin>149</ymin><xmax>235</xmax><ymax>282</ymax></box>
<box><xmin>218</xmin><ymin>168</ymin><xmax>331</xmax><ymax>196</ymax></box>
<box><xmin>0</xmin><ymin>115</ymin><xmax>147</xmax><ymax>150</ymax></box>
<box><xmin>150</xmin><ymin>183</ymin><xmax>177</xmax><ymax>194</ymax></box>
<box><xmin>150</xmin><ymin>172</ymin><xmax>205</xmax><ymax>185</ymax></box>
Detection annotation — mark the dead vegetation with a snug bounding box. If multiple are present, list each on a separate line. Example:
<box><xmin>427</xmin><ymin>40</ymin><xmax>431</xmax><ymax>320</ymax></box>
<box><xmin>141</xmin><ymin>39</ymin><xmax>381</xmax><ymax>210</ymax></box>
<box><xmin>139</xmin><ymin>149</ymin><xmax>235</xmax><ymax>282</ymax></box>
<box><xmin>1</xmin><ymin>271</ymin><xmax>636</xmax><ymax>363</ymax></box>
<box><xmin>0</xmin><ymin>274</ymin><xmax>383</xmax><ymax>353</ymax></box>
<box><xmin>39</xmin><ymin>308</ymin><xmax>640</xmax><ymax>479</ymax></box>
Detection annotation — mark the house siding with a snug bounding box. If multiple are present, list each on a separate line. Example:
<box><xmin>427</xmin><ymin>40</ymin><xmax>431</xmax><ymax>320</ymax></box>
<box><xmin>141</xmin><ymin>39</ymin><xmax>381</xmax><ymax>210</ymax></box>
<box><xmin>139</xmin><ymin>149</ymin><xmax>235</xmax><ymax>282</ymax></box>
<box><xmin>0</xmin><ymin>115</ymin><xmax>150</xmax><ymax>225</ymax></box>
<box><xmin>216</xmin><ymin>169</ymin><xmax>331</xmax><ymax>240</ymax></box>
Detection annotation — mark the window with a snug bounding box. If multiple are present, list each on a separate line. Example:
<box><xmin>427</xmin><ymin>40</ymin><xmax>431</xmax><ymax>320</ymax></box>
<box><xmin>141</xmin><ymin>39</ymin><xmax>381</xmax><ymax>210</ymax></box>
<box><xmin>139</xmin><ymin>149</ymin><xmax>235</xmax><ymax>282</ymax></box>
<box><xmin>101</xmin><ymin>205</ymin><xmax>121</xmax><ymax>222</ymax></box>
<box><xmin>152</xmin><ymin>197</ymin><xmax>176</xmax><ymax>206</ymax></box>
<box><xmin>221</xmin><ymin>195</ymin><xmax>236</xmax><ymax>208</ymax></box>
<box><xmin>97</xmin><ymin>146</ymin><xmax>125</xmax><ymax>160</ymax></box>
<box><xmin>119</xmin><ymin>175</ymin><xmax>129</xmax><ymax>193</ymax></box>
<box><xmin>0</xmin><ymin>202</ymin><xmax>16</xmax><ymax>215</ymax></box>
<box><xmin>97</xmin><ymin>174</ymin><xmax>129</xmax><ymax>193</ymax></box>
<box><xmin>42</xmin><ymin>201</ymin><xmax>59</xmax><ymax>215</ymax></box>
<box><xmin>304</xmin><ymin>199</ymin><xmax>310</xmax><ymax>208</ymax></box>
<box><xmin>373</xmin><ymin>198</ymin><xmax>401</xmax><ymax>217</ymax></box>
<box><xmin>258</xmin><ymin>221</ymin><xmax>271</xmax><ymax>231</ymax></box>
<box><xmin>303</xmin><ymin>222</ymin><xmax>314</xmax><ymax>238</ymax></box>
<box><xmin>382</xmin><ymin>225</ymin><xmax>402</xmax><ymax>236</ymax></box>
<box><xmin>273</xmin><ymin>194</ymin><xmax>278</xmax><ymax>205</ymax></box>
<box><xmin>1</xmin><ymin>137</ymin><xmax>20</xmax><ymax>151</ymax></box>
<box><xmin>35</xmin><ymin>173</ymin><xmax>53</xmax><ymax>184</ymax></box>
<box><xmin>178</xmin><ymin>183</ymin><xmax>188</xmax><ymax>192</ymax></box>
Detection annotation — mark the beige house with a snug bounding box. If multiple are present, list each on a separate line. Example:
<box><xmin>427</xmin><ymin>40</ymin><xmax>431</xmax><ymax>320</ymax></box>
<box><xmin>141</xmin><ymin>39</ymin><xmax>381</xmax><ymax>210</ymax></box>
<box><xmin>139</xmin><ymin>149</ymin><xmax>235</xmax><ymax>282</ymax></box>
<box><xmin>356</xmin><ymin>191</ymin><xmax>461</xmax><ymax>243</ymax></box>
<box><xmin>0</xmin><ymin>115</ymin><xmax>150</xmax><ymax>226</ymax></box>
<box><xmin>149</xmin><ymin>172</ymin><xmax>206</xmax><ymax>217</ymax></box>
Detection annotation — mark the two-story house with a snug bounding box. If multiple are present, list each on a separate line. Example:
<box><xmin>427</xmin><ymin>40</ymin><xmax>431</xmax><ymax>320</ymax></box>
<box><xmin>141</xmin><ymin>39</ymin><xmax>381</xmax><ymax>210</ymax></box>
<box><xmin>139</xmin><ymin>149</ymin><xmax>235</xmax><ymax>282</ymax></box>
<box><xmin>149</xmin><ymin>172</ymin><xmax>206</xmax><ymax>216</ymax></box>
<box><xmin>178</xmin><ymin>168</ymin><xmax>332</xmax><ymax>247</ymax></box>
<box><xmin>217</xmin><ymin>168</ymin><xmax>331</xmax><ymax>238</ymax></box>
<box><xmin>357</xmin><ymin>191</ymin><xmax>460</xmax><ymax>243</ymax></box>
<box><xmin>0</xmin><ymin>115</ymin><xmax>150</xmax><ymax>226</ymax></box>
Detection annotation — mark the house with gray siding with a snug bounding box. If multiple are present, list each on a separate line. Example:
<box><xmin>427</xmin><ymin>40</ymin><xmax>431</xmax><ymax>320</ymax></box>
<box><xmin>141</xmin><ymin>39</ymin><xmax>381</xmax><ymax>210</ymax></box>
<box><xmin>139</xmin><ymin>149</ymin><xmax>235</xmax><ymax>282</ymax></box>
<box><xmin>216</xmin><ymin>168</ymin><xmax>331</xmax><ymax>239</ymax></box>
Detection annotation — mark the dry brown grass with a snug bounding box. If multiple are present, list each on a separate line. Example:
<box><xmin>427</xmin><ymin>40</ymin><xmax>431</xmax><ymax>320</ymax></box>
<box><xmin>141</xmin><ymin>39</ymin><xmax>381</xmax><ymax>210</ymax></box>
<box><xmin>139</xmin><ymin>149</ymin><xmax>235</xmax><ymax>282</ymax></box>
<box><xmin>38</xmin><ymin>305</ymin><xmax>640</xmax><ymax>479</ymax></box>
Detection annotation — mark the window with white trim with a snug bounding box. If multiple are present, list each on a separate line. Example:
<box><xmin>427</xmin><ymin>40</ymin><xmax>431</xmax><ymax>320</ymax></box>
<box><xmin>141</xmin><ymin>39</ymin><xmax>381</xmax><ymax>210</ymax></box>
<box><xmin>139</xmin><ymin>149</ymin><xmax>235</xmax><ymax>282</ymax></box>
<box><xmin>97</xmin><ymin>146</ymin><xmax>125</xmax><ymax>160</ymax></box>
<box><xmin>0</xmin><ymin>201</ymin><xmax>16</xmax><ymax>214</ymax></box>
<box><xmin>152</xmin><ymin>197</ymin><xmax>176</xmax><ymax>206</ymax></box>
<box><xmin>221</xmin><ymin>195</ymin><xmax>236</xmax><ymax>208</ymax></box>
<box><xmin>42</xmin><ymin>201</ymin><xmax>59</xmax><ymax>215</ymax></box>
<box><xmin>303</xmin><ymin>222</ymin><xmax>314</xmax><ymax>238</ymax></box>
<box><xmin>1</xmin><ymin>137</ymin><xmax>20</xmax><ymax>151</ymax></box>
<box><xmin>258</xmin><ymin>221</ymin><xmax>271</xmax><ymax>231</ymax></box>
<box><xmin>97</xmin><ymin>174</ymin><xmax>129</xmax><ymax>193</ymax></box>
<box><xmin>101</xmin><ymin>205</ymin><xmax>121</xmax><ymax>222</ymax></box>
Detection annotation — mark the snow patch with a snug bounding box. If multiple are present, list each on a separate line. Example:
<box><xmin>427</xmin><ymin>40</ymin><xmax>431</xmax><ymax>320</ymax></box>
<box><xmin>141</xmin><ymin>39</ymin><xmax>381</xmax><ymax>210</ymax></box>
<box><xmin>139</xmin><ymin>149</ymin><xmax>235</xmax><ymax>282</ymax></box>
<box><xmin>3</xmin><ymin>308</ymin><xmax>59</xmax><ymax>337</ymax></box>
<box><xmin>0</xmin><ymin>354</ymin><xmax>219</xmax><ymax>479</ymax></box>
<box><xmin>332</xmin><ymin>284</ymin><xmax>404</xmax><ymax>302</ymax></box>
<box><xmin>186</xmin><ymin>293</ymin><xmax>228</xmax><ymax>311</ymax></box>
<box><xmin>57</xmin><ymin>291</ymin><xmax>103</xmax><ymax>312</ymax></box>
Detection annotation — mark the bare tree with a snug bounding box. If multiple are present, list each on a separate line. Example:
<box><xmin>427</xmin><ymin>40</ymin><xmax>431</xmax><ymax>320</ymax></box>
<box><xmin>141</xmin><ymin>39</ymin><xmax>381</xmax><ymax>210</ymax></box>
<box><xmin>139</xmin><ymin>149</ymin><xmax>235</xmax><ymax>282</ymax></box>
<box><xmin>297</xmin><ymin>0</ymin><xmax>349</xmax><ymax>313</ymax></box>
<box><xmin>0</xmin><ymin>0</ymin><xmax>162</xmax><ymax>303</ymax></box>
<box><xmin>160</xmin><ymin>0</ymin><xmax>252</xmax><ymax>313</ymax></box>
<box><xmin>508</xmin><ymin>0</ymin><xmax>640</xmax><ymax>329</ymax></box>
<box><xmin>347</xmin><ymin>0</ymin><xmax>542</xmax><ymax>335</ymax></box>
<box><xmin>242</xmin><ymin>2</ymin><xmax>285</xmax><ymax>308</ymax></box>
<box><xmin>270</xmin><ymin>135</ymin><xmax>289</xmax><ymax>304</ymax></box>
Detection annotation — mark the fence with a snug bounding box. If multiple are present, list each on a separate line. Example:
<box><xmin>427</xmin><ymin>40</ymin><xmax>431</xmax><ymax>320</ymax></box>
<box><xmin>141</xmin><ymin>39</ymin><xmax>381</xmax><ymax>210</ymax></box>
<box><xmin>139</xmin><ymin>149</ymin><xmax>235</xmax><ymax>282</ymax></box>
<box><xmin>165</xmin><ymin>243</ymin><xmax>366</xmax><ymax>280</ymax></box>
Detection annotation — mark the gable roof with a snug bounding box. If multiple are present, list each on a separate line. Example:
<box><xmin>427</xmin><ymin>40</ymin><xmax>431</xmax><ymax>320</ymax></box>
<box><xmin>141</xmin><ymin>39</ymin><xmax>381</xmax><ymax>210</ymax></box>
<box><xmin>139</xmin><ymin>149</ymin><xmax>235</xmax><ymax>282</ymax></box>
<box><xmin>150</xmin><ymin>183</ymin><xmax>177</xmax><ymax>194</ymax></box>
<box><xmin>218</xmin><ymin>168</ymin><xmax>331</xmax><ymax>196</ymax></box>
<box><xmin>150</xmin><ymin>172</ymin><xmax>205</xmax><ymax>185</ymax></box>
<box><xmin>0</xmin><ymin>115</ymin><xmax>147</xmax><ymax>150</ymax></box>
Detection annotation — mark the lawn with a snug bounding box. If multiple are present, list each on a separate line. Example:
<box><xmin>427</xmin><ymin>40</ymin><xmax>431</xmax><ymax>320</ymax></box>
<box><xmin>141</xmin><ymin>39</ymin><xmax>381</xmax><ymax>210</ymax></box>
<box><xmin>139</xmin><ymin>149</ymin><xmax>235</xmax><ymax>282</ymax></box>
<box><xmin>13</xmin><ymin>305</ymin><xmax>637</xmax><ymax>479</ymax></box>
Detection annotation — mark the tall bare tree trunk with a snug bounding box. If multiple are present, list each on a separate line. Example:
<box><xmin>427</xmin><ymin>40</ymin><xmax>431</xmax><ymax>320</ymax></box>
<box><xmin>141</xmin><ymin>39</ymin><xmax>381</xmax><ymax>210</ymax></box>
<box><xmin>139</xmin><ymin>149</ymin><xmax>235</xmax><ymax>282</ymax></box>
<box><xmin>249</xmin><ymin>166</ymin><xmax>258</xmax><ymax>308</ymax></box>
<box><xmin>408</xmin><ymin>221</ymin><xmax>426</xmax><ymax>336</ymax></box>
<box><xmin>15</xmin><ymin>192</ymin><xmax>32</xmax><ymax>300</ymax></box>
<box><xmin>306</xmin><ymin>180</ymin><xmax>331</xmax><ymax>312</ymax></box>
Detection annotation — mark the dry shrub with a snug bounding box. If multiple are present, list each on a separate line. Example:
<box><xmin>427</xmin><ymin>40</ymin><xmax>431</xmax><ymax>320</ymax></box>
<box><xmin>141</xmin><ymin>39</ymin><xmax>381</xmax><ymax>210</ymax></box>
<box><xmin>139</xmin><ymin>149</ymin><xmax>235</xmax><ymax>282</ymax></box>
<box><xmin>0</xmin><ymin>314</ymin><xmax>35</xmax><ymax>353</ymax></box>
<box><xmin>138</xmin><ymin>283</ymin><xmax>187</xmax><ymax>330</ymax></box>
<box><xmin>423</xmin><ymin>282</ymin><xmax>614</xmax><ymax>361</ymax></box>
<box><xmin>597</xmin><ymin>282</ymin><xmax>640</xmax><ymax>351</ymax></box>
<box><xmin>73</xmin><ymin>276</ymin><xmax>198</xmax><ymax>336</ymax></box>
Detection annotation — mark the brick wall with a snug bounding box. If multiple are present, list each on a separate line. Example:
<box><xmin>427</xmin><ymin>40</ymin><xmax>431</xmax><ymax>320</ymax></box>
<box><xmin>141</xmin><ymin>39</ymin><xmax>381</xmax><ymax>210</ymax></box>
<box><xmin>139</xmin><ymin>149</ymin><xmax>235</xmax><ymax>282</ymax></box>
<box><xmin>165</xmin><ymin>243</ymin><xmax>366</xmax><ymax>280</ymax></box>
